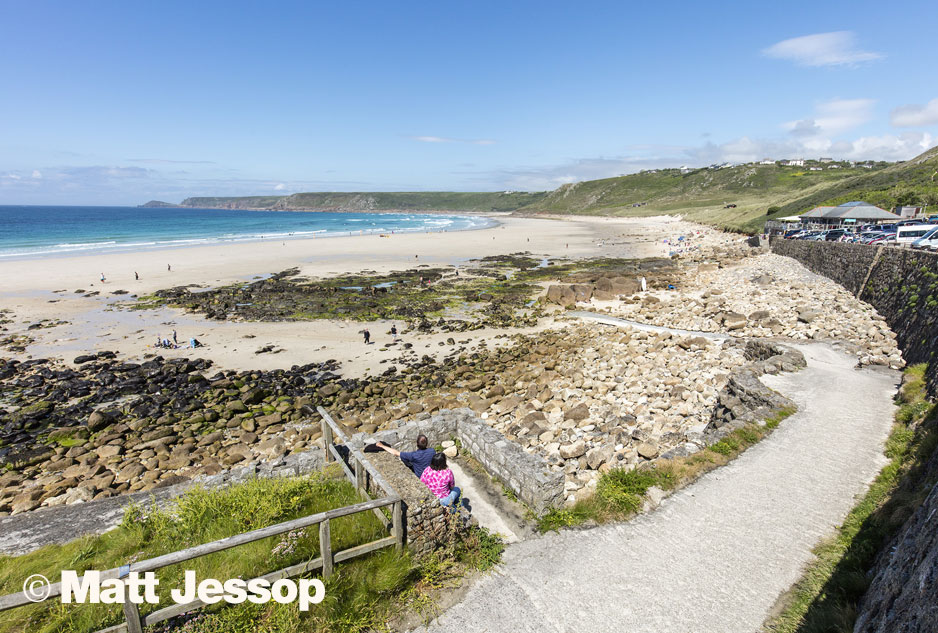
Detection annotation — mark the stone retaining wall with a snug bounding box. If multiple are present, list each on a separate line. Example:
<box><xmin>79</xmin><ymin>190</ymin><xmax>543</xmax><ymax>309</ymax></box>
<box><xmin>772</xmin><ymin>239</ymin><xmax>938</xmax><ymax>631</ymax></box>
<box><xmin>771</xmin><ymin>240</ymin><xmax>938</xmax><ymax>394</ymax></box>
<box><xmin>353</xmin><ymin>408</ymin><xmax>565</xmax><ymax>514</ymax></box>
<box><xmin>365</xmin><ymin>451</ymin><xmax>462</xmax><ymax>559</ymax></box>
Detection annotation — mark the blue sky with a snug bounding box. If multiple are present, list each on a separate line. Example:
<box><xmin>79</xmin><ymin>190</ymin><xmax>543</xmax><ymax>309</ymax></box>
<box><xmin>1</xmin><ymin>0</ymin><xmax>937</xmax><ymax>204</ymax></box>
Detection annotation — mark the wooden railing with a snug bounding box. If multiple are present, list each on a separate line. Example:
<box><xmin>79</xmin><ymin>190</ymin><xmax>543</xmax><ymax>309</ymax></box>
<box><xmin>0</xmin><ymin>409</ymin><xmax>402</xmax><ymax>633</ymax></box>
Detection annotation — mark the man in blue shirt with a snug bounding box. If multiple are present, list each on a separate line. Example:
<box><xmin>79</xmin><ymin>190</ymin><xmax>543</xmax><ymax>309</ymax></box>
<box><xmin>375</xmin><ymin>435</ymin><xmax>435</xmax><ymax>477</ymax></box>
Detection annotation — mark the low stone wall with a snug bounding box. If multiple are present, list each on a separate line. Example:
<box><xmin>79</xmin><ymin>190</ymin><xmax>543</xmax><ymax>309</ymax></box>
<box><xmin>771</xmin><ymin>239</ymin><xmax>938</xmax><ymax>394</ymax></box>
<box><xmin>353</xmin><ymin>408</ymin><xmax>565</xmax><ymax>514</ymax></box>
<box><xmin>365</xmin><ymin>451</ymin><xmax>463</xmax><ymax>559</ymax></box>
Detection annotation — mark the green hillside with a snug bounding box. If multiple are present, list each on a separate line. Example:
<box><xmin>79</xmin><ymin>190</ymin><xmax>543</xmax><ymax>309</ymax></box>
<box><xmin>180</xmin><ymin>191</ymin><xmax>545</xmax><ymax>213</ymax></box>
<box><xmin>514</xmin><ymin>161</ymin><xmax>890</xmax><ymax>232</ymax></box>
<box><xmin>771</xmin><ymin>146</ymin><xmax>938</xmax><ymax>218</ymax></box>
<box><xmin>174</xmin><ymin>145</ymin><xmax>938</xmax><ymax>234</ymax></box>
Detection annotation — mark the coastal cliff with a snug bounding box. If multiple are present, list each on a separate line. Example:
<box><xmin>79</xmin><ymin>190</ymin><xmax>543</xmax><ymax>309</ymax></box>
<box><xmin>178</xmin><ymin>191</ymin><xmax>545</xmax><ymax>212</ymax></box>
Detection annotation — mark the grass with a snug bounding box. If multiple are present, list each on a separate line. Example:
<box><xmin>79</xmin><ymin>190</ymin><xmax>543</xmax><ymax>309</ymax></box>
<box><xmin>0</xmin><ymin>469</ymin><xmax>503</xmax><ymax>633</ymax></box>
<box><xmin>765</xmin><ymin>363</ymin><xmax>938</xmax><ymax>633</ymax></box>
<box><xmin>537</xmin><ymin>408</ymin><xmax>795</xmax><ymax>532</ymax></box>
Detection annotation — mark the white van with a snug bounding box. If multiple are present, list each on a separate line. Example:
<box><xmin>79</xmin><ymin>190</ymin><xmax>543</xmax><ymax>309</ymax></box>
<box><xmin>896</xmin><ymin>224</ymin><xmax>934</xmax><ymax>245</ymax></box>
<box><xmin>911</xmin><ymin>226</ymin><xmax>938</xmax><ymax>251</ymax></box>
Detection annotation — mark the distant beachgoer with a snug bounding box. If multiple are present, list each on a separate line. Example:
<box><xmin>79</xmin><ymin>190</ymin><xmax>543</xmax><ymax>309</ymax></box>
<box><xmin>390</xmin><ymin>325</ymin><xmax>398</xmax><ymax>341</ymax></box>
<box><xmin>641</xmin><ymin>277</ymin><xmax>647</xmax><ymax>292</ymax></box>
<box><xmin>420</xmin><ymin>453</ymin><xmax>461</xmax><ymax>509</ymax></box>
<box><xmin>167</xmin><ymin>264</ymin><xmax>171</xmax><ymax>272</ymax></box>
<box><xmin>363</xmin><ymin>329</ymin><xmax>371</xmax><ymax>344</ymax></box>
<box><xmin>191</xmin><ymin>338</ymin><xmax>203</xmax><ymax>348</ymax></box>
<box><xmin>415</xmin><ymin>255</ymin><xmax>418</xmax><ymax>260</ymax></box>
<box><xmin>172</xmin><ymin>330</ymin><xmax>177</xmax><ymax>344</ymax></box>
<box><xmin>566</xmin><ymin>243</ymin><xmax>569</xmax><ymax>248</ymax></box>
<box><xmin>100</xmin><ymin>273</ymin><xmax>106</xmax><ymax>283</ymax></box>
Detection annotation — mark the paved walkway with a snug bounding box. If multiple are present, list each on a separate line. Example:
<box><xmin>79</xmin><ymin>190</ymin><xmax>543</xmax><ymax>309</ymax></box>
<box><xmin>416</xmin><ymin>344</ymin><xmax>899</xmax><ymax>633</ymax></box>
<box><xmin>449</xmin><ymin>461</ymin><xmax>520</xmax><ymax>544</ymax></box>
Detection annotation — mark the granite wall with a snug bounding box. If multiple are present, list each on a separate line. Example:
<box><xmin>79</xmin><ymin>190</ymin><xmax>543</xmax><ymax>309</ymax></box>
<box><xmin>770</xmin><ymin>239</ymin><xmax>938</xmax><ymax>632</ymax></box>
<box><xmin>771</xmin><ymin>240</ymin><xmax>938</xmax><ymax>394</ymax></box>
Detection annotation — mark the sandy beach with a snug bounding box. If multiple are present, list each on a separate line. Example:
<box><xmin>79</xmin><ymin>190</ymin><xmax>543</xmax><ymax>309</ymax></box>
<box><xmin>0</xmin><ymin>214</ymin><xmax>724</xmax><ymax>377</ymax></box>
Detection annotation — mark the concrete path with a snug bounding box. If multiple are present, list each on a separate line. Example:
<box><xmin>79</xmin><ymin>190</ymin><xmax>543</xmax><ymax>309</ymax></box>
<box><xmin>568</xmin><ymin>310</ymin><xmax>731</xmax><ymax>341</ymax></box>
<box><xmin>415</xmin><ymin>344</ymin><xmax>899</xmax><ymax>633</ymax></box>
<box><xmin>449</xmin><ymin>461</ymin><xmax>520</xmax><ymax>544</ymax></box>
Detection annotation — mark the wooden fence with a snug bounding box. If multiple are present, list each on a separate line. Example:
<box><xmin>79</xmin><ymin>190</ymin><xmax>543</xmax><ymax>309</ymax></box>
<box><xmin>0</xmin><ymin>409</ymin><xmax>402</xmax><ymax>633</ymax></box>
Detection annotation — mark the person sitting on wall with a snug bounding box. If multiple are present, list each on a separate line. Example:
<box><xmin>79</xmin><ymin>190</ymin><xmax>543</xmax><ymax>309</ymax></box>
<box><xmin>375</xmin><ymin>434</ymin><xmax>434</xmax><ymax>477</ymax></box>
<box><xmin>420</xmin><ymin>452</ymin><xmax>461</xmax><ymax>510</ymax></box>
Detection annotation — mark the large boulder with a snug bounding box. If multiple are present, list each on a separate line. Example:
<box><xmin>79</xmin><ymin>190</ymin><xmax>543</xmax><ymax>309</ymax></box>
<box><xmin>546</xmin><ymin>285</ymin><xmax>576</xmax><ymax>307</ymax></box>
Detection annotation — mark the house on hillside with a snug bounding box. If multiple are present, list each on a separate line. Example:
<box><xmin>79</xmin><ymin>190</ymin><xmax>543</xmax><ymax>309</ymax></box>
<box><xmin>782</xmin><ymin>159</ymin><xmax>805</xmax><ymax>167</ymax></box>
<box><xmin>799</xmin><ymin>201</ymin><xmax>900</xmax><ymax>227</ymax></box>
<box><xmin>819</xmin><ymin>157</ymin><xmax>833</xmax><ymax>163</ymax></box>
<box><xmin>809</xmin><ymin>167</ymin><xmax>823</xmax><ymax>171</ymax></box>
<box><xmin>759</xmin><ymin>159</ymin><xmax>775</xmax><ymax>165</ymax></box>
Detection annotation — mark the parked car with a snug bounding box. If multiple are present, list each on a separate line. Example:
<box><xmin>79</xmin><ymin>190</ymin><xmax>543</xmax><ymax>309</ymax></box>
<box><xmin>868</xmin><ymin>233</ymin><xmax>897</xmax><ymax>246</ymax></box>
<box><xmin>824</xmin><ymin>229</ymin><xmax>848</xmax><ymax>241</ymax></box>
<box><xmin>897</xmin><ymin>224</ymin><xmax>934</xmax><ymax>245</ymax></box>
<box><xmin>911</xmin><ymin>227</ymin><xmax>938</xmax><ymax>250</ymax></box>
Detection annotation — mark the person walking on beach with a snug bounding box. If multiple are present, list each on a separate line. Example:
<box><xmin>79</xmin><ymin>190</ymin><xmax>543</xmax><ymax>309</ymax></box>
<box><xmin>134</xmin><ymin>271</ymin><xmax>139</xmax><ymax>281</ymax></box>
<box><xmin>363</xmin><ymin>329</ymin><xmax>371</xmax><ymax>344</ymax></box>
<box><xmin>390</xmin><ymin>325</ymin><xmax>398</xmax><ymax>341</ymax></box>
<box><xmin>100</xmin><ymin>273</ymin><xmax>106</xmax><ymax>283</ymax></box>
<box><xmin>172</xmin><ymin>330</ymin><xmax>177</xmax><ymax>345</ymax></box>
<box><xmin>167</xmin><ymin>264</ymin><xmax>171</xmax><ymax>272</ymax></box>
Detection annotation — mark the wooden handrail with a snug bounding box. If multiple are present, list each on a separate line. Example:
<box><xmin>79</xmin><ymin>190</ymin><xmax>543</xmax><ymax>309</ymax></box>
<box><xmin>0</xmin><ymin>408</ymin><xmax>406</xmax><ymax>633</ymax></box>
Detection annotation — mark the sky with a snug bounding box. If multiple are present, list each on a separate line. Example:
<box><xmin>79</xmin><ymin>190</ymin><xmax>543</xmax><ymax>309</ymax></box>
<box><xmin>1</xmin><ymin>0</ymin><xmax>937</xmax><ymax>205</ymax></box>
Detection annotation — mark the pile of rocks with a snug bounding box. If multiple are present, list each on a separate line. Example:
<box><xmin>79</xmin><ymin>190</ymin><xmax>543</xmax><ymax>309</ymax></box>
<box><xmin>607</xmin><ymin>254</ymin><xmax>902</xmax><ymax>368</ymax></box>
<box><xmin>421</xmin><ymin>324</ymin><xmax>750</xmax><ymax>504</ymax></box>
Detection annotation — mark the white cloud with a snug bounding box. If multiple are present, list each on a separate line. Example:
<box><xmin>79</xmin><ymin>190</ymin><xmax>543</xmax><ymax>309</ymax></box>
<box><xmin>31</xmin><ymin>170</ymin><xmax>42</xmax><ymax>179</ymax></box>
<box><xmin>411</xmin><ymin>135</ymin><xmax>495</xmax><ymax>145</ymax></box>
<box><xmin>274</xmin><ymin>183</ymin><xmax>286</xmax><ymax>191</ymax></box>
<box><xmin>763</xmin><ymin>31</ymin><xmax>883</xmax><ymax>67</ymax></box>
<box><xmin>890</xmin><ymin>98</ymin><xmax>938</xmax><ymax>127</ymax></box>
<box><xmin>785</xmin><ymin>98</ymin><xmax>875</xmax><ymax>137</ymax></box>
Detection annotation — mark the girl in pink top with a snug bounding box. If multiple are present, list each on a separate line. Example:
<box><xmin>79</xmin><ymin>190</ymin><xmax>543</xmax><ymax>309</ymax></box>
<box><xmin>420</xmin><ymin>453</ymin><xmax>461</xmax><ymax>509</ymax></box>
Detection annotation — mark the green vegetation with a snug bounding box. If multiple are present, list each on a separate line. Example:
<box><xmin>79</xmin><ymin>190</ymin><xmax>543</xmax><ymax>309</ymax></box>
<box><xmin>538</xmin><ymin>410</ymin><xmax>795</xmax><ymax>532</ymax></box>
<box><xmin>516</xmin><ymin>163</ymin><xmax>887</xmax><ymax>233</ymax></box>
<box><xmin>0</xmin><ymin>470</ymin><xmax>503</xmax><ymax>633</ymax></box>
<box><xmin>771</xmin><ymin>147</ymin><xmax>938</xmax><ymax>219</ymax></box>
<box><xmin>180</xmin><ymin>191</ymin><xmax>547</xmax><ymax>213</ymax></box>
<box><xmin>766</xmin><ymin>364</ymin><xmax>938</xmax><ymax>633</ymax></box>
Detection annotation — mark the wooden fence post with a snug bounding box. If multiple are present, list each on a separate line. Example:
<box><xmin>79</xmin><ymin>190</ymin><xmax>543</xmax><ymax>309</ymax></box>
<box><xmin>123</xmin><ymin>600</ymin><xmax>144</xmax><ymax>633</ymax></box>
<box><xmin>319</xmin><ymin>520</ymin><xmax>333</xmax><ymax>579</ymax></box>
<box><xmin>322</xmin><ymin>418</ymin><xmax>334</xmax><ymax>463</ymax></box>
<box><xmin>392</xmin><ymin>500</ymin><xmax>404</xmax><ymax>552</ymax></box>
<box><xmin>354</xmin><ymin>459</ymin><xmax>364</xmax><ymax>494</ymax></box>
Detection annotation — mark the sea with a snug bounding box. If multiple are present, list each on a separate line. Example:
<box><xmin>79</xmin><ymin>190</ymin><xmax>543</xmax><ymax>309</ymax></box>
<box><xmin>0</xmin><ymin>206</ymin><xmax>496</xmax><ymax>259</ymax></box>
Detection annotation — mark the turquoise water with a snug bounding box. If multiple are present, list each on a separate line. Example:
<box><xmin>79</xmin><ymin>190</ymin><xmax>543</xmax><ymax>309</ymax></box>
<box><xmin>0</xmin><ymin>206</ymin><xmax>495</xmax><ymax>259</ymax></box>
